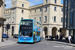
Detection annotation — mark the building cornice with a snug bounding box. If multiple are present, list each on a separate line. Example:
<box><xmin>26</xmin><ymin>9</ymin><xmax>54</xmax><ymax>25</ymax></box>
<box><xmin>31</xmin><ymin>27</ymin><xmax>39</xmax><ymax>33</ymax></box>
<box><xmin>43</xmin><ymin>24</ymin><xmax>62</xmax><ymax>26</ymax></box>
<box><xmin>5</xmin><ymin>7</ymin><xmax>30</xmax><ymax>10</ymax></box>
<box><xmin>30</xmin><ymin>3</ymin><xmax>63</xmax><ymax>9</ymax></box>
<box><xmin>5</xmin><ymin>3</ymin><xmax>63</xmax><ymax>10</ymax></box>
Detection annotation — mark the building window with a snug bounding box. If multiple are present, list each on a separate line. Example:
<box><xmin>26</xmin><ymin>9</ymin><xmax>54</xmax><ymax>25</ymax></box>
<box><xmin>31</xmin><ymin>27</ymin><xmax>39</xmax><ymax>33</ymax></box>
<box><xmin>54</xmin><ymin>7</ymin><xmax>56</xmax><ymax>11</ymax></box>
<box><xmin>21</xmin><ymin>18</ymin><xmax>23</xmax><ymax>19</ymax></box>
<box><xmin>0</xmin><ymin>5</ymin><xmax>1</xmax><ymax>7</ymax></box>
<box><xmin>40</xmin><ymin>8</ymin><xmax>42</xmax><ymax>12</ymax></box>
<box><xmin>6</xmin><ymin>19</ymin><xmax>8</xmax><ymax>22</ymax></box>
<box><xmin>22</xmin><ymin>10</ymin><xmax>24</xmax><ymax>13</ymax></box>
<box><xmin>45</xmin><ymin>16</ymin><xmax>47</xmax><ymax>22</ymax></box>
<box><xmin>12</xmin><ymin>3</ymin><xmax>15</xmax><ymax>7</ymax></box>
<box><xmin>39</xmin><ymin>17</ymin><xmax>41</xmax><ymax>22</ymax></box>
<box><xmin>61</xmin><ymin>8</ymin><xmax>63</xmax><ymax>12</ymax></box>
<box><xmin>8</xmin><ymin>18</ymin><xmax>9</xmax><ymax>21</ymax></box>
<box><xmin>35</xmin><ymin>10</ymin><xmax>36</xmax><ymax>13</ymax></box>
<box><xmin>55</xmin><ymin>0</ymin><xmax>57</xmax><ymax>3</ymax></box>
<box><xmin>9</xmin><ymin>18</ymin><xmax>10</xmax><ymax>21</ymax></box>
<box><xmin>4</xmin><ymin>11</ymin><xmax>5</xmax><ymax>14</ymax></box>
<box><xmin>13</xmin><ymin>17</ymin><xmax>14</xmax><ymax>21</ymax></box>
<box><xmin>22</xmin><ymin>4</ymin><xmax>24</xmax><ymax>7</ymax></box>
<box><xmin>61</xmin><ymin>17</ymin><xmax>63</xmax><ymax>22</ymax></box>
<box><xmin>45</xmin><ymin>7</ymin><xmax>47</xmax><ymax>12</ymax></box>
<box><xmin>13</xmin><ymin>12</ymin><xmax>14</xmax><ymax>14</ymax></box>
<box><xmin>46</xmin><ymin>0</ymin><xmax>47</xmax><ymax>3</ymax></box>
<box><xmin>54</xmin><ymin>16</ymin><xmax>56</xmax><ymax>22</ymax></box>
<box><xmin>30</xmin><ymin>10</ymin><xmax>31</xmax><ymax>13</ymax></box>
<box><xmin>34</xmin><ymin>17</ymin><xmax>36</xmax><ymax>20</ymax></box>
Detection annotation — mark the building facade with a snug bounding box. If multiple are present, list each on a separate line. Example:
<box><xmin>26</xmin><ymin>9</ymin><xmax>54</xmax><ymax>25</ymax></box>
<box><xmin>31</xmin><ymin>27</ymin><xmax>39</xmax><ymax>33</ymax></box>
<box><xmin>0</xmin><ymin>0</ymin><xmax>6</xmax><ymax>42</ymax></box>
<box><xmin>4</xmin><ymin>0</ymin><xmax>69</xmax><ymax>39</ymax></box>
<box><xmin>4</xmin><ymin>0</ymin><xmax>29</xmax><ymax>36</ymax></box>
<box><xmin>29</xmin><ymin>0</ymin><xmax>69</xmax><ymax>38</ymax></box>
<box><xmin>63</xmin><ymin>0</ymin><xmax>75</xmax><ymax>43</ymax></box>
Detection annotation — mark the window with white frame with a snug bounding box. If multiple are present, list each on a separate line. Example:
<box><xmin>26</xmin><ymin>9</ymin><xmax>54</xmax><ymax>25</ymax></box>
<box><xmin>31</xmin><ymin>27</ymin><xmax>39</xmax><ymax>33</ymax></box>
<box><xmin>13</xmin><ymin>17</ymin><xmax>14</xmax><ymax>21</ymax></box>
<box><xmin>61</xmin><ymin>17</ymin><xmax>63</xmax><ymax>22</ymax></box>
<box><xmin>22</xmin><ymin>10</ymin><xmax>24</xmax><ymax>13</ymax></box>
<box><xmin>45</xmin><ymin>7</ymin><xmax>47</xmax><ymax>12</ymax></box>
<box><xmin>40</xmin><ymin>8</ymin><xmax>42</xmax><ymax>12</ymax></box>
<box><xmin>45</xmin><ymin>16</ymin><xmax>47</xmax><ymax>22</ymax></box>
<box><xmin>61</xmin><ymin>8</ymin><xmax>63</xmax><ymax>12</ymax></box>
<box><xmin>35</xmin><ymin>10</ymin><xmax>36</xmax><ymax>13</ymax></box>
<box><xmin>22</xmin><ymin>4</ymin><xmax>24</xmax><ymax>7</ymax></box>
<box><xmin>30</xmin><ymin>10</ymin><xmax>31</xmax><ymax>13</ymax></box>
<box><xmin>54</xmin><ymin>7</ymin><xmax>56</xmax><ymax>11</ymax></box>
<box><xmin>54</xmin><ymin>16</ymin><xmax>56</xmax><ymax>22</ymax></box>
<box><xmin>55</xmin><ymin>0</ymin><xmax>57</xmax><ymax>3</ymax></box>
<box><xmin>39</xmin><ymin>17</ymin><xmax>41</xmax><ymax>22</ymax></box>
<box><xmin>34</xmin><ymin>17</ymin><xmax>36</xmax><ymax>20</ymax></box>
<box><xmin>46</xmin><ymin>0</ymin><xmax>48</xmax><ymax>3</ymax></box>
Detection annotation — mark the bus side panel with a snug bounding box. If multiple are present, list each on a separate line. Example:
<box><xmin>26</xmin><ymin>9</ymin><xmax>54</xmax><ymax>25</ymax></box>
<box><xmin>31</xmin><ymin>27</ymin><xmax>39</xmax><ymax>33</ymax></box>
<box><xmin>35</xmin><ymin>36</ymin><xmax>40</xmax><ymax>42</ymax></box>
<box><xmin>33</xmin><ymin>20</ymin><xmax>34</xmax><ymax>42</ymax></box>
<box><xmin>33</xmin><ymin>20</ymin><xmax>41</xmax><ymax>42</ymax></box>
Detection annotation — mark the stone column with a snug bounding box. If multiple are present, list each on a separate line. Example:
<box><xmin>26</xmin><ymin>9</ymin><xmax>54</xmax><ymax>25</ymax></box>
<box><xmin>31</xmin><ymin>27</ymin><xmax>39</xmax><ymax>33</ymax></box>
<box><xmin>0</xmin><ymin>25</ymin><xmax>2</xmax><ymax>42</ymax></box>
<box><xmin>57</xmin><ymin>28</ymin><xmax>60</xmax><ymax>39</ymax></box>
<box><xmin>0</xmin><ymin>5</ymin><xmax>2</xmax><ymax>17</ymax></box>
<box><xmin>56</xmin><ymin>28</ymin><xmax>59</xmax><ymax>35</ymax></box>
<box><xmin>48</xmin><ymin>27</ymin><xmax>52</xmax><ymax>36</ymax></box>
<box><xmin>0</xmin><ymin>0</ymin><xmax>6</xmax><ymax>42</ymax></box>
<box><xmin>48</xmin><ymin>27</ymin><xmax>52</xmax><ymax>39</ymax></box>
<box><xmin>66</xmin><ymin>30</ymin><xmax>69</xmax><ymax>37</ymax></box>
<box><xmin>43</xmin><ymin>31</ymin><xmax>45</xmax><ymax>39</ymax></box>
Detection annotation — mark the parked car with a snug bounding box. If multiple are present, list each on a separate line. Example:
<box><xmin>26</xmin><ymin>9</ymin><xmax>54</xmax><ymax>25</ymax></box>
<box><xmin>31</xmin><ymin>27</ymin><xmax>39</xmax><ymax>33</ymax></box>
<box><xmin>13</xmin><ymin>34</ymin><xmax>18</xmax><ymax>38</ymax></box>
<box><xmin>3</xmin><ymin>34</ymin><xmax>9</xmax><ymax>38</ymax></box>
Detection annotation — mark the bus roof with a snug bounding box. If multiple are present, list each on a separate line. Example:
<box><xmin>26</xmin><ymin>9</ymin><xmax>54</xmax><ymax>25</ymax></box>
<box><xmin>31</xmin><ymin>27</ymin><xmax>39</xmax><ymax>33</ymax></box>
<box><xmin>21</xmin><ymin>19</ymin><xmax>42</xmax><ymax>25</ymax></box>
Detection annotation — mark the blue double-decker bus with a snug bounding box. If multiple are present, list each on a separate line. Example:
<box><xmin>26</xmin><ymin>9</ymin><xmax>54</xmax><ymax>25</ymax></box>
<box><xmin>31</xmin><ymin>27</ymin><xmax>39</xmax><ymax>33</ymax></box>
<box><xmin>18</xmin><ymin>19</ymin><xmax>42</xmax><ymax>43</ymax></box>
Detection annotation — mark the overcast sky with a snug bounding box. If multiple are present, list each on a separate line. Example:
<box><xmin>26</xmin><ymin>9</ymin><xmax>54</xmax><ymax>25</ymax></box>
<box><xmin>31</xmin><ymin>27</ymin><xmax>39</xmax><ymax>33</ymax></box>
<box><xmin>5</xmin><ymin>0</ymin><xmax>63</xmax><ymax>8</ymax></box>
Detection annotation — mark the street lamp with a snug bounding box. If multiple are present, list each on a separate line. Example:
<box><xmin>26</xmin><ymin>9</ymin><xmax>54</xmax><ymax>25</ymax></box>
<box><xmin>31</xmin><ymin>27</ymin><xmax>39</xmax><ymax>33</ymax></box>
<box><xmin>2</xmin><ymin>25</ymin><xmax>4</xmax><ymax>42</ymax></box>
<box><xmin>6</xmin><ymin>24</ymin><xmax>10</xmax><ymax>40</ymax></box>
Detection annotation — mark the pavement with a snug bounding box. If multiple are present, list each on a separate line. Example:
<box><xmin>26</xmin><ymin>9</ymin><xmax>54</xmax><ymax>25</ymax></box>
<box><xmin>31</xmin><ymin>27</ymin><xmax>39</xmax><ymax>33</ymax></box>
<box><xmin>47</xmin><ymin>40</ymin><xmax>75</xmax><ymax>47</ymax></box>
<box><xmin>0</xmin><ymin>37</ymin><xmax>17</xmax><ymax>47</ymax></box>
<box><xmin>0</xmin><ymin>37</ymin><xmax>75</xmax><ymax>49</ymax></box>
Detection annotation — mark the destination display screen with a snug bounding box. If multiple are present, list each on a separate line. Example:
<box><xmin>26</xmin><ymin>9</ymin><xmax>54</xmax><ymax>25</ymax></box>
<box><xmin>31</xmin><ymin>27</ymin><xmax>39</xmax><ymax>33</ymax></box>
<box><xmin>20</xmin><ymin>25</ymin><xmax>32</xmax><ymax>30</ymax></box>
<box><xmin>21</xmin><ymin>27</ymin><xmax>32</xmax><ymax>30</ymax></box>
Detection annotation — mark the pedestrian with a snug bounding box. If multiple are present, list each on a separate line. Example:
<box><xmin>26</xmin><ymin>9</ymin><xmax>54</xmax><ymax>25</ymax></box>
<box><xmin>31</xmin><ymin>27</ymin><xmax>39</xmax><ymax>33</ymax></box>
<box><xmin>56</xmin><ymin>35</ymin><xmax>58</xmax><ymax>40</ymax></box>
<box><xmin>60</xmin><ymin>35</ymin><xmax>62</xmax><ymax>40</ymax></box>
<box><xmin>68</xmin><ymin>35</ymin><xmax>72</xmax><ymax>43</ymax></box>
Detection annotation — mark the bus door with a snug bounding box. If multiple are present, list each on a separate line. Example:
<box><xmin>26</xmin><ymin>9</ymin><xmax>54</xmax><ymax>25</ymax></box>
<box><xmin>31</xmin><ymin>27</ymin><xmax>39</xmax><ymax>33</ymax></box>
<box><xmin>33</xmin><ymin>32</ymin><xmax>36</xmax><ymax>42</ymax></box>
<box><xmin>33</xmin><ymin>32</ymin><xmax>38</xmax><ymax>42</ymax></box>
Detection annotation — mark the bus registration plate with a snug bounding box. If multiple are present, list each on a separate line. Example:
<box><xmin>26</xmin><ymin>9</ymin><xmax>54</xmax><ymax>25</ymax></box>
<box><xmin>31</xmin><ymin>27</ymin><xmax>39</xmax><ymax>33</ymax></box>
<box><xmin>24</xmin><ymin>41</ymin><xmax>27</xmax><ymax>42</ymax></box>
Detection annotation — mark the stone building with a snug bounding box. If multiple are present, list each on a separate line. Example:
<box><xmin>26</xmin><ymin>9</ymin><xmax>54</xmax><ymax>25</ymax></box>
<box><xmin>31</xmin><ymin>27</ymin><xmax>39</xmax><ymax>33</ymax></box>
<box><xmin>4</xmin><ymin>0</ymin><xmax>69</xmax><ymax>39</ymax></box>
<box><xmin>29</xmin><ymin>0</ymin><xmax>69</xmax><ymax>38</ymax></box>
<box><xmin>4</xmin><ymin>0</ymin><xmax>29</xmax><ymax>36</ymax></box>
<box><xmin>0</xmin><ymin>0</ymin><xmax>6</xmax><ymax>42</ymax></box>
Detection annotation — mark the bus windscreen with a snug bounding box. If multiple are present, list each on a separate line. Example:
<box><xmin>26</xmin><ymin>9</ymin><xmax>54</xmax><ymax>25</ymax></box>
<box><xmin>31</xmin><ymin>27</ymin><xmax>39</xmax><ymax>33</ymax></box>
<box><xmin>19</xmin><ymin>30</ymin><xmax>32</xmax><ymax>37</ymax></box>
<box><xmin>20</xmin><ymin>20</ymin><xmax>33</xmax><ymax>26</ymax></box>
<box><xmin>19</xmin><ymin>20</ymin><xmax>33</xmax><ymax>37</ymax></box>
